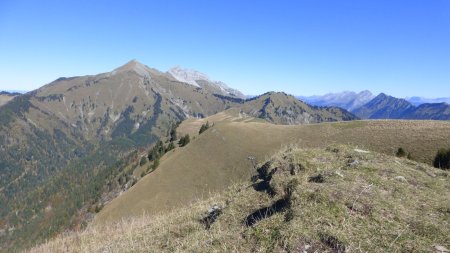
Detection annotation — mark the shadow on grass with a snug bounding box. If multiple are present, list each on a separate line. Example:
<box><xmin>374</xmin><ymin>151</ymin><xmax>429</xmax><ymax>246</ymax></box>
<box><xmin>243</xmin><ymin>198</ymin><xmax>290</xmax><ymax>226</ymax></box>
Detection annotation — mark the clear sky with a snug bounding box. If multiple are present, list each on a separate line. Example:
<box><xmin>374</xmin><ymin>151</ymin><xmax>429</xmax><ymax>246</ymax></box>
<box><xmin>0</xmin><ymin>0</ymin><xmax>449</xmax><ymax>97</ymax></box>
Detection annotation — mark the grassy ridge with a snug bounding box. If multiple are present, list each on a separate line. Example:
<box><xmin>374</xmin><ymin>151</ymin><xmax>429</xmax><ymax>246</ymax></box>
<box><xmin>95</xmin><ymin>116</ymin><xmax>450</xmax><ymax>224</ymax></box>
<box><xmin>29</xmin><ymin>146</ymin><xmax>450</xmax><ymax>252</ymax></box>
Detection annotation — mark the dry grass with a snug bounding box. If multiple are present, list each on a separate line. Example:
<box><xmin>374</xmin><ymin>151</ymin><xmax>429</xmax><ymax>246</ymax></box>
<box><xmin>30</xmin><ymin>146</ymin><xmax>450</xmax><ymax>252</ymax></box>
<box><xmin>95</xmin><ymin>117</ymin><xmax>450</xmax><ymax>225</ymax></box>
<box><xmin>0</xmin><ymin>94</ymin><xmax>16</xmax><ymax>107</ymax></box>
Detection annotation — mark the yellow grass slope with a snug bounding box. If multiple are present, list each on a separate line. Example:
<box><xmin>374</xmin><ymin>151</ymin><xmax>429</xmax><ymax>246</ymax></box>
<box><xmin>95</xmin><ymin>113</ymin><xmax>450</xmax><ymax>224</ymax></box>
<box><xmin>31</xmin><ymin>145</ymin><xmax>449</xmax><ymax>252</ymax></box>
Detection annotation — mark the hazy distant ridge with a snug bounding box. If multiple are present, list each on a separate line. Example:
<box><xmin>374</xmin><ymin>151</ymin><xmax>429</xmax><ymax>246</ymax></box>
<box><xmin>353</xmin><ymin>93</ymin><xmax>450</xmax><ymax>120</ymax></box>
<box><xmin>298</xmin><ymin>90</ymin><xmax>374</xmax><ymax>111</ymax></box>
<box><xmin>301</xmin><ymin>91</ymin><xmax>450</xmax><ymax>120</ymax></box>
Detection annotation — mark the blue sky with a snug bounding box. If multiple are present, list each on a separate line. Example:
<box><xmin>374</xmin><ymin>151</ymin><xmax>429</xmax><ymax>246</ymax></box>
<box><xmin>0</xmin><ymin>0</ymin><xmax>449</xmax><ymax>97</ymax></box>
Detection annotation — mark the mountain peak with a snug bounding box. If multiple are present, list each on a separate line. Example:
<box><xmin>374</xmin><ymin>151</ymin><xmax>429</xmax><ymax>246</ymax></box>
<box><xmin>112</xmin><ymin>59</ymin><xmax>151</xmax><ymax>77</ymax></box>
<box><xmin>358</xmin><ymin>90</ymin><xmax>373</xmax><ymax>96</ymax></box>
<box><xmin>377</xmin><ymin>92</ymin><xmax>388</xmax><ymax>97</ymax></box>
<box><xmin>167</xmin><ymin>66</ymin><xmax>245</xmax><ymax>98</ymax></box>
<box><xmin>168</xmin><ymin>66</ymin><xmax>211</xmax><ymax>87</ymax></box>
<box><xmin>353</xmin><ymin>92</ymin><xmax>415</xmax><ymax>119</ymax></box>
<box><xmin>261</xmin><ymin>91</ymin><xmax>289</xmax><ymax>97</ymax></box>
<box><xmin>299</xmin><ymin>90</ymin><xmax>375</xmax><ymax>112</ymax></box>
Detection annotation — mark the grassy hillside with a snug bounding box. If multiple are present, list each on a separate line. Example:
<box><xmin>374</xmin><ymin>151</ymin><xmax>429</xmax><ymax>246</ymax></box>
<box><xmin>236</xmin><ymin>92</ymin><xmax>357</xmax><ymax>124</ymax></box>
<box><xmin>0</xmin><ymin>61</ymin><xmax>244</xmax><ymax>251</ymax></box>
<box><xmin>30</xmin><ymin>146</ymin><xmax>450</xmax><ymax>252</ymax></box>
<box><xmin>0</xmin><ymin>62</ymin><xmax>361</xmax><ymax>251</ymax></box>
<box><xmin>95</xmin><ymin>114</ymin><xmax>450</xmax><ymax>224</ymax></box>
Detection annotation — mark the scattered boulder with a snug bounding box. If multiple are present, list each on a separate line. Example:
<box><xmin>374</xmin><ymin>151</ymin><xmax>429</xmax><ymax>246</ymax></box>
<box><xmin>394</xmin><ymin>176</ymin><xmax>407</xmax><ymax>183</ymax></box>
<box><xmin>302</xmin><ymin>244</ymin><xmax>311</xmax><ymax>253</ymax></box>
<box><xmin>334</xmin><ymin>170</ymin><xmax>344</xmax><ymax>178</ymax></box>
<box><xmin>354</xmin><ymin>148</ymin><xmax>370</xmax><ymax>154</ymax></box>
<box><xmin>347</xmin><ymin>159</ymin><xmax>359</xmax><ymax>167</ymax></box>
<box><xmin>200</xmin><ymin>204</ymin><xmax>222</xmax><ymax>229</ymax></box>
<box><xmin>434</xmin><ymin>245</ymin><xmax>449</xmax><ymax>253</ymax></box>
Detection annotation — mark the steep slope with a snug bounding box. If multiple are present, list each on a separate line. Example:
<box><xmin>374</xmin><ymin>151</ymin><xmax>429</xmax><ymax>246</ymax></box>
<box><xmin>235</xmin><ymin>92</ymin><xmax>358</xmax><ymax>124</ymax></box>
<box><xmin>95</xmin><ymin>114</ymin><xmax>450</xmax><ymax>224</ymax></box>
<box><xmin>402</xmin><ymin>103</ymin><xmax>450</xmax><ymax>120</ymax></box>
<box><xmin>299</xmin><ymin>90</ymin><xmax>374</xmax><ymax>111</ymax></box>
<box><xmin>353</xmin><ymin>93</ymin><xmax>415</xmax><ymax>119</ymax></box>
<box><xmin>36</xmin><ymin>145</ymin><xmax>450</xmax><ymax>252</ymax></box>
<box><xmin>30</xmin><ymin>60</ymin><xmax>241</xmax><ymax>142</ymax></box>
<box><xmin>0</xmin><ymin>60</ymin><xmax>244</xmax><ymax>251</ymax></box>
<box><xmin>168</xmin><ymin>66</ymin><xmax>245</xmax><ymax>99</ymax></box>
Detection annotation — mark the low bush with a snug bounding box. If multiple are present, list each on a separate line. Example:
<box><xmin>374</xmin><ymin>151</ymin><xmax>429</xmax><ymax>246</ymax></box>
<box><xmin>396</xmin><ymin>147</ymin><xmax>406</xmax><ymax>157</ymax></box>
<box><xmin>433</xmin><ymin>148</ymin><xmax>450</xmax><ymax>170</ymax></box>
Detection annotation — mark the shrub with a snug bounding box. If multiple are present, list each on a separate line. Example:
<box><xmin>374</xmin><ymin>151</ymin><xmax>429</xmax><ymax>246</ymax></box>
<box><xmin>178</xmin><ymin>134</ymin><xmax>190</xmax><ymax>147</ymax></box>
<box><xmin>396</xmin><ymin>147</ymin><xmax>406</xmax><ymax>157</ymax></box>
<box><xmin>169</xmin><ymin>129</ymin><xmax>177</xmax><ymax>142</ymax></box>
<box><xmin>169</xmin><ymin>122</ymin><xmax>181</xmax><ymax>142</ymax></box>
<box><xmin>433</xmin><ymin>148</ymin><xmax>450</xmax><ymax>170</ymax></box>
<box><xmin>94</xmin><ymin>204</ymin><xmax>103</xmax><ymax>213</ymax></box>
<box><xmin>199</xmin><ymin>121</ymin><xmax>210</xmax><ymax>134</ymax></box>
<box><xmin>139</xmin><ymin>156</ymin><xmax>147</xmax><ymax>166</ymax></box>
<box><xmin>152</xmin><ymin>158</ymin><xmax>160</xmax><ymax>171</ymax></box>
<box><xmin>165</xmin><ymin>141</ymin><xmax>175</xmax><ymax>152</ymax></box>
<box><xmin>407</xmin><ymin>152</ymin><xmax>413</xmax><ymax>160</ymax></box>
<box><xmin>148</xmin><ymin>140</ymin><xmax>164</xmax><ymax>161</ymax></box>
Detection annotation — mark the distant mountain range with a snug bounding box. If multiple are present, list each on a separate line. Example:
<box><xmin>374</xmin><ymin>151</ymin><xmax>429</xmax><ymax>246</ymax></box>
<box><xmin>406</xmin><ymin>96</ymin><xmax>450</xmax><ymax>106</ymax></box>
<box><xmin>298</xmin><ymin>90</ymin><xmax>375</xmax><ymax>111</ymax></box>
<box><xmin>352</xmin><ymin>93</ymin><xmax>414</xmax><ymax>119</ymax></box>
<box><xmin>301</xmin><ymin>91</ymin><xmax>450</xmax><ymax>120</ymax></box>
<box><xmin>0</xmin><ymin>90</ymin><xmax>27</xmax><ymax>94</ymax></box>
<box><xmin>353</xmin><ymin>93</ymin><xmax>450</xmax><ymax>120</ymax></box>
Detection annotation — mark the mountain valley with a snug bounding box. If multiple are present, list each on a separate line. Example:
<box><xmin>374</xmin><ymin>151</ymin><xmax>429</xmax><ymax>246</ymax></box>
<box><xmin>0</xmin><ymin>60</ymin><xmax>358</xmax><ymax>252</ymax></box>
<box><xmin>3</xmin><ymin>2</ymin><xmax>450</xmax><ymax>252</ymax></box>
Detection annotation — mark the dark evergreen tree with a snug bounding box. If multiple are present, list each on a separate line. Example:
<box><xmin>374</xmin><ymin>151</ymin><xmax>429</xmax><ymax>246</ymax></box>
<box><xmin>199</xmin><ymin>121</ymin><xmax>210</xmax><ymax>134</ymax></box>
<box><xmin>433</xmin><ymin>148</ymin><xmax>450</xmax><ymax>169</ymax></box>
<box><xmin>166</xmin><ymin>141</ymin><xmax>175</xmax><ymax>152</ymax></box>
<box><xmin>178</xmin><ymin>134</ymin><xmax>190</xmax><ymax>147</ymax></box>
<box><xmin>139</xmin><ymin>156</ymin><xmax>147</xmax><ymax>166</ymax></box>
<box><xmin>152</xmin><ymin>158</ymin><xmax>160</xmax><ymax>170</ymax></box>
<box><xmin>170</xmin><ymin>128</ymin><xmax>177</xmax><ymax>142</ymax></box>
